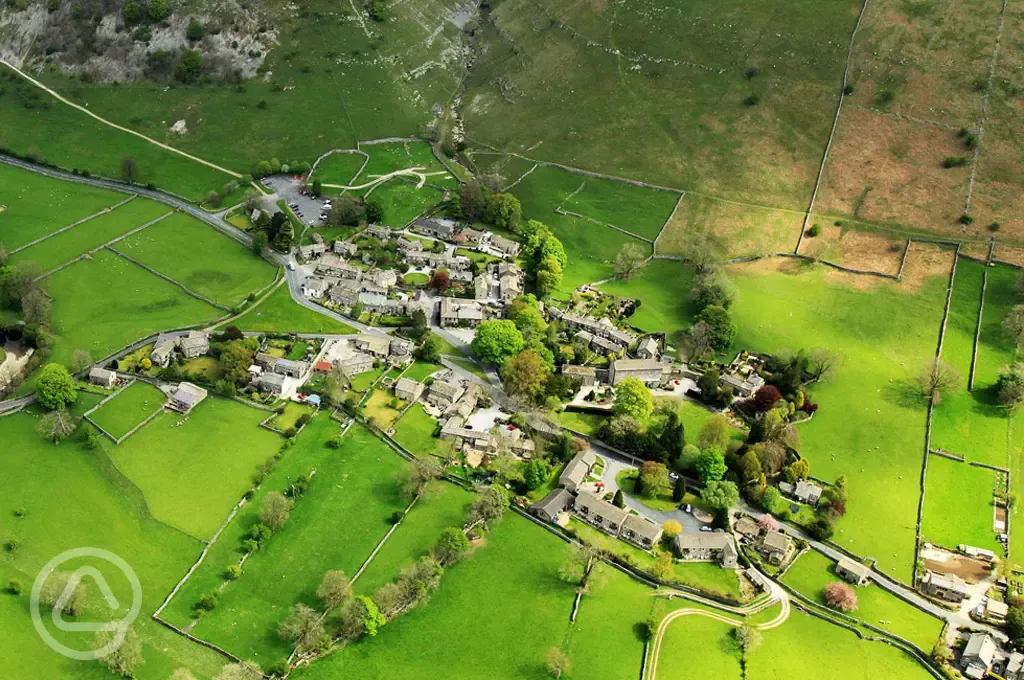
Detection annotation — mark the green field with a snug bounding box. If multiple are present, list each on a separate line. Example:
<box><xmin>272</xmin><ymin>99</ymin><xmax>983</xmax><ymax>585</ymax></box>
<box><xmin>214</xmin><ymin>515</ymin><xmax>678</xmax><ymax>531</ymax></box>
<box><xmin>655</xmin><ymin>612</ymin><xmax>742</xmax><ymax>679</ymax></box>
<box><xmin>0</xmin><ymin>162</ymin><xmax>124</xmax><ymax>250</ymax></box>
<box><xmin>45</xmin><ymin>248</ymin><xmax>222</xmax><ymax>367</ymax></box>
<box><xmin>0</xmin><ymin>411</ymin><xmax>227</xmax><ymax>680</ymax></box>
<box><xmin>363</xmin><ymin>389</ymin><xmax>405</xmax><ymax>428</ymax></box>
<box><xmin>10</xmin><ymin>198</ymin><xmax>170</xmax><ymax>273</ymax></box>
<box><xmin>564</xmin><ymin>564</ymin><xmax>653</xmax><ymax>680</ymax></box>
<box><xmin>295</xmin><ymin>513</ymin><xmax>577</xmax><ymax>680</ymax></box>
<box><xmin>230</xmin><ymin>284</ymin><xmax>357</xmax><ymax>334</ymax></box>
<box><xmin>109</xmin><ymin>397</ymin><xmax>282</xmax><ymax>539</ymax></box>
<box><xmin>557</xmin><ymin>409</ymin><xmax>607</xmax><ymax>436</ymax></box>
<box><xmin>353</xmin><ymin>483</ymin><xmax>475</xmax><ymax>596</ymax></box>
<box><xmin>782</xmin><ymin>550</ymin><xmax>943</xmax><ymax>650</ymax></box>
<box><xmin>598</xmin><ymin>259</ymin><xmax>696</xmax><ymax>344</ymax></box>
<box><xmin>512</xmin><ymin>166</ymin><xmax>654</xmax><ymax>290</ymax></box>
<box><xmin>114</xmin><ymin>212</ymin><xmax>278</xmax><ymax>307</ymax></box>
<box><xmin>269</xmin><ymin>402</ymin><xmax>316</xmax><ymax>432</ymax></box>
<box><xmin>359</xmin><ymin>141</ymin><xmax>458</xmax><ymax>189</ymax></box>
<box><xmin>364</xmin><ymin>180</ymin><xmax>445</xmax><ymax>228</ymax></box>
<box><xmin>393</xmin><ymin>404</ymin><xmax>447</xmax><ymax>457</ymax></box>
<box><xmin>601</xmin><ymin>259</ymin><xmax>951</xmax><ymax>578</ymax></box>
<box><xmin>746</xmin><ymin>609</ymin><xmax>933</xmax><ymax>680</ymax></box>
<box><xmin>559</xmin><ymin>179</ymin><xmax>679</xmax><ymax>241</ymax></box>
<box><xmin>192</xmin><ymin>423</ymin><xmax>409</xmax><ymax>662</ymax></box>
<box><xmin>312</xmin><ymin>151</ymin><xmax>368</xmax><ymax>187</ymax></box>
<box><xmin>87</xmin><ymin>380</ymin><xmax>165</xmax><ymax>440</ymax></box>
<box><xmin>0</xmin><ymin>66</ymin><xmax>235</xmax><ymax>202</ymax></box>
<box><xmin>922</xmin><ymin>456</ymin><xmax>1000</xmax><ymax>554</ymax></box>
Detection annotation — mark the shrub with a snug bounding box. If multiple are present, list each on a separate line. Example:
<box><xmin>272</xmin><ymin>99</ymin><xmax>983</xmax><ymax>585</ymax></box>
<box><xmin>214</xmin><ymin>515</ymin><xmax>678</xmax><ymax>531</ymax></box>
<box><xmin>186</xmin><ymin>18</ymin><xmax>205</xmax><ymax>41</ymax></box>
<box><xmin>964</xmin><ymin>133</ymin><xmax>978</xmax><ymax>149</ymax></box>
<box><xmin>843</xmin><ymin>84</ymin><xmax>854</xmax><ymax>95</ymax></box>
<box><xmin>391</xmin><ymin>510</ymin><xmax>405</xmax><ymax>525</ymax></box>
<box><xmin>14</xmin><ymin>508</ymin><xmax>25</xmax><ymax>518</ymax></box>
<box><xmin>241</xmin><ymin>538</ymin><xmax>259</xmax><ymax>553</ymax></box>
<box><xmin>224</xmin><ymin>565</ymin><xmax>242</xmax><ymax>580</ymax></box>
<box><xmin>959</xmin><ymin>214</ymin><xmax>974</xmax><ymax>225</ymax></box>
<box><xmin>195</xmin><ymin>591</ymin><xmax>219</xmax><ymax>611</ymax></box>
<box><xmin>743</xmin><ymin>94</ymin><xmax>761</xmax><ymax>106</ymax></box>
<box><xmin>942</xmin><ymin>156</ymin><xmax>968</xmax><ymax>168</ymax></box>
<box><xmin>989</xmin><ymin>222</ymin><xmax>1001</xmax><ymax>232</ymax></box>
<box><xmin>824</xmin><ymin>581</ymin><xmax>858</xmax><ymax>612</ymax></box>
<box><xmin>7</xmin><ymin>579</ymin><xmax>22</xmax><ymax>595</ymax></box>
<box><xmin>4</xmin><ymin>539</ymin><xmax>17</xmax><ymax>552</ymax></box>
<box><xmin>267</xmin><ymin>660</ymin><xmax>290</xmax><ymax>677</ymax></box>
<box><xmin>806</xmin><ymin>224</ymin><xmax>821</xmax><ymax>237</ymax></box>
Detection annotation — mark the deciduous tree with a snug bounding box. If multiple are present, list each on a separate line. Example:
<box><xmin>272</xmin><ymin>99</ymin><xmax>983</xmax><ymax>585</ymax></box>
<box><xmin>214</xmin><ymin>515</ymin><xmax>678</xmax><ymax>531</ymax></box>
<box><xmin>614</xmin><ymin>243</ymin><xmax>647</xmax><ymax>280</ymax></box>
<box><xmin>39</xmin><ymin>571</ymin><xmax>86</xmax><ymax>614</ymax></box>
<box><xmin>824</xmin><ymin>582</ymin><xmax>858</xmax><ymax>612</ymax></box>
<box><xmin>37</xmin><ymin>409</ymin><xmax>77</xmax><ymax>444</ymax></box>
<box><xmin>469</xmin><ymin>486</ymin><xmax>509</xmax><ymax>526</ymax></box>
<box><xmin>36</xmin><ymin>364</ymin><xmax>77</xmax><ymax>410</ymax></box>
<box><xmin>916</xmin><ymin>358</ymin><xmax>962</xmax><ymax>403</ymax></box>
<box><xmin>613</xmin><ymin>378</ymin><xmax>653</xmax><ymax>420</ymax></box>
<box><xmin>259</xmin><ymin>492</ymin><xmax>293</xmax><ymax>532</ymax></box>
<box><xmin>278</xmin><ymin>603</ymin><xmax>327</xmax><ymax>654</ymax></box>
<box><xmin>806</xmin><ymin>348</ymin><xmax>841</xmax><ymax>383</ymax></box>
<box><xmin>662</xmin><ymin>519</ymin><xmax>683</xmax><ymax>537</ymax></box>
<box><xmin>734</xmin><ymin>624</ymin><xmax>762</xmax><ymax>653</ymax></box>
<box><xmin>501</xmin><ymin>349</ymin><xmax>550</xmax><ymax>400</ymax></box>
<box><xmin>433</xmin><ymin>527</ymin><xmax>471</xmax><ymax>566</ymax></box>
<box><xmin>213</xmin><ymin>661</ymin><xmax>263</xmax><ymax>680</ymax></box>
<box><xmin>997</xmin><ymin>364</ymin><xmax>1024</xmax><ymax>411</ymax></box>
<box><xmin>695</xmin><ymin>447</ymin><xmax>727</xmax><ymax>484</ymax></box>
<box><xmin>70</xmin><ymin>349</ymin><xmax>92</xmax><ymax>374</ymax></box>
<box><xmin>694</xmin><ymin>304</ymin><xmax>737</xmax><ymax>350</ymax></box>
<box><xmin>317</xmin><ymin>570</ymin><xmax>352</xmax><ymax>611</ymax></box>
<box><xmin>21</xmin><ymin>288</ymin><xmax>51</xmax><ymax>327</ymax></box>
<box><xmin>639</xmin><ymin>461</ymin><xmax>671</xmax><ymax>497</ymax></box>
<box><xmin>1005</xmin><ymin>305</ymin><xmax>1024</xmax><ymax>350</ymax></box>
<box><xmin>399</xmin><ymin>456</ymin><xmax>443</xmax><ymax>499</ymax></box>
<box><xmin>697</xmin><ymin>415</ymin><xmax>731</xmax><ymax>451</ymax></box>
<box><xmin>545</xmin><ymin>647</ymin><xmax>571</xmax><ymax>678</ymax></box>
<box><xmin>460</xmin><ymin>181</ymin><xmax>485</xmax><ymax>220</ymax></box>
<box><xmin>96</xmin><ymin>624</ymin><xmax>143</xmax><ymax>677</ymax></box>
<box><xmin>751</xmin><ymin>385</ymin><xmax>783</xmax><ymax>412</ymax></box>
<box><xmin>470</xmin><ymin>320</ymin><xmax>525</xmax><ymax>366</ymax></box>
<box><xmin>484</xmin><ymin>193</ymin><xmax>521</xmax><ymax>230</ymax></box>
<box><xmin>700</xmin><ymin>480</ymin><xmax>739</xmax><ymax>511</ymax></box>
<box><xmin>685</xmin><ymin>321</ymin><xmax>716</xmax><ymax>361</ymax></box>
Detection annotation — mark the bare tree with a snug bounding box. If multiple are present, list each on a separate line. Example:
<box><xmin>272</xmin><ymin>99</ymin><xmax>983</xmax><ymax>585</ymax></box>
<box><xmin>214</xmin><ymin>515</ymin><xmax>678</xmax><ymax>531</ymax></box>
<box><xmin>557</xmin><ymin>544</ymin><xmax>598</xmax><ymax>592</ymax></box>
<box><xmin>683</xmin><ymin>321</ymin><xmax>716</xmax><ymax>360</ymax></box>
<box><xmin>70</xmin><ymin>349</ymin><xmax>92</xmax><ymax>374</ymax></box>
<box><xmin>21</xmin><ymin>288</ymin><xmax>51</xmax><ymax>327</ymax></box>
<box><xmin>398</xmin><ymin>456</ymin><xmax>443</xmax><ymax>499</ymax></box>
<box><xmin>96</xmin><ymin>625</ymin><xmax>144</xmax><ymax>677</ymax></box>
<box><xmin>613</xmin><ymin>243</ymin><xmax>647</xmax><ymax>281</ymax></box>
<box><xmin>258</xmin><ymin>491</ymin><xmax>293</xmax><ymax>532</ymax></box>
<box><xmin>1004</xmin><ymin>304</ymin><xmax>1024</xmax><ymax>351</ymax></box>
<box><xmin>316</xmin><ymin>570</ymin><xmax>352</xmax><ymax>611</ymax></box>
<box><xmin>545</xmin><ymin>647</ymin><xmax>571</xmax><ymax>678</ymax></box>
<box><xmin>36</xmin><ymin>409</ymin><xmax>77</xmax><ymax>444</ymax></box>
<box><xmin>680</xmin><ymin>231</ymin><xmax>718</xmax><ymax>273</ymax></box>
<box><xmin>39</xmin><ymin>571</ymin><xmax>86</xmax><ymax>614</ymax></box>
<box><xmin>278</xmin><ymin>603</ymin><xmax>326</xmax><ymax>654</ymax></box>
<box><xmin>734</xmin><ymin>624</ymin><xmax>762</xmax><ymax>653</ymax></box>
<box><xmin>917</xmin><ymin>358</ymin><xmax>962</xmax><ymax>403</ymax></box>
<box><xmin>806</xmin><ymin>348</ymin><xmax>841</xmax><ymax>383</ymax></box>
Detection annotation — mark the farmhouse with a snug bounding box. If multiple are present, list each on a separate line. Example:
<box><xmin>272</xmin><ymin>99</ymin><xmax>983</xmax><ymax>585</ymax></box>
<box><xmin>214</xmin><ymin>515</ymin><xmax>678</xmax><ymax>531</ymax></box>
<box><xmin>619</xmin><ymin>514</ymin><xmax>663</xmax><ymax>550</ymax></box>
<box><xmin>274</xmin><ymin>358</ymin><xmax>310</xmax><ymax>378</ymax></box>
<box><xmin>552</xmin><ymin>310</ymin><xmax>637</xmax><ymax>347</ymax></box>
<box><xmin>334</xmin><ymin>240</ymin><xmax>358</xmax><ymax>256</ymax></box>
<box><xmin>530</xmin><ymin>488</ymin><xmax>573</xmax><ymax>523</ymax></box>
<box><xmin>496</xmin><ymin>262</ymin><xmax>524</xmax><ymax>301</ymax></box>
<box><xmin>560</xmin><ymin>365</ymin><xmax>597</xmax><ymax>386</ymax></box>
<box><xmin>88</xmin><ymin>367</ymin><xmax>117</xmax><ymax>388</ymax></box>
<box><xmin>559</xmin><ymin>449</ymin><xmax>597</xmax><ymax>493</ymax></box>
<box><xmin>961</xmin><ymin>633</ymin><xmax>996</xmax><ymax>679</ymax></box>
<box><xmin>756</xmin><ymin>530</ymin><xmax>793</xmax><ymax>566</ymax></box>
<box><xmin>779</xmin><ymin>480</ymin><xmax>823</xmax><ymax>505</ymax></box>
<box><xmin>394</xmin><ymin>378</ymin><xmax>424</xmax><ymax>402</ymax></box>
<box><xmin>490</xmin><ymin>234</ymin><xmax>521</xmax><ymax>257</ymax></box>
<box><xmin>920</xmin><ymin>571</ymin><xmax>970</xmax><ymax>603</ymax></box>
<box><xmin>719</xmin><ymin>353</ymin><xmax>766</xmax><ymax>398</ymax></box>
<box><xmin>150</xmin><ymin>334</ymin><xmax>178</xmax><ymax>368</ymax></box>
<box><xmin>608</xmin><ymin>358</ymin><xmax>665</xmax><ymax>386</ymax></box>
<box><xmin>364</xmin><ymin>224</ymin><xmax>393</xmax><ymax>239</ymax></box>
<box><xmin>167</xmin><ymin>382</ymin><xmax>208</xmax><ymax>414</ymax></box>
<box><xmin>338</xmin><ymin>353</ymin><xmax>374</xmax><ymax>377</ymax></box>
<box><xmin>456</xmin><ymin>227</ymin><xmax>484</xmax><ymax>245</ymax></box>
<box><xmin>835</xmin><ymin>558</ymin><xmax>872</xmax><ymax>586</ymax></box>
<box><xmin>439</xmin><ymin>297</ymin><xmax>485</xmax><ymax>328</ymax></box>
<box><xmin>179</xmin><ymin>331</ymin><xmax>210</xmax><ymax>359</ymax></box>
<box><xmin>426</xmin><ymin>379</ymin><xmax>464</xmax><ymax>410</ymax></box>
<box><xmin>573</xmin><ymin>491</ymin><xmax>628</xmax><ymax>536</ymax></box>
<box><xmin>448</xmin><ymin>383</ymin><xmax>483</xmax><ymax>419</ymax></box>
<box><xmin>397</xmin><ymin>236</ymin><xmax>422</xmax><ymax>253</ymax></box>
<box><xmin>257</xmin><ymin>373</ymin><xmax>287</xmax><ymax>395</ymax></box>
<box><xmin>984</xmin><ymin>599</ymin><xmax>1009</xmax><ymax>623</ymax></box>
<box><xmin>637</xmin><ymin>337</ymin><xmax>660</xmax><ymax>360</ymax></box>
<box><xmin>494</xmin><ymin>424</ymin><xmax>536</xmax><ymax>457</ymax></box>
<box><xmin>302</xmin><ymin>277</ymin><xmax>330</xmax><ymax>299</ymax></box>
<box><xmin>413</xmin><ymin>218</ymin><xmax>455</xmax><ymax>239</ymax></box>
<box><xmin>356</xmin><ymin>333</ymin><xmax>391</xmax><ymax>357</ymax></box>
<box><xmin>298</xmin><ymin>243</ymin><xmax>327</xmax><ymax>260</ymax></box>
<box><xmin>390</xmin><ymin>338</ymin><xmax>413</xmax><ymax>362</ymax></box>
<box><xmin>674</xmin><ymin>532</ymin><xmax>739</xmax><ymax>568</ymax></box>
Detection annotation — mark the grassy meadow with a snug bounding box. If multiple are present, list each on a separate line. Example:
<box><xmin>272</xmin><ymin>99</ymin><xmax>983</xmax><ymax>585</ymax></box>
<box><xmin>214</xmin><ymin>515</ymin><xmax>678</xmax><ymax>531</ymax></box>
<box><xmin>87</xmin><ymin>380</ymin><xmax>165</xmax><ymax>440</ymax></box>
<box><xmin>114</xmin><ymin>212</ymin><xmax>278</xmax><ymax>307</ymax></box>
<box><xmin>0</xmin><ymin>163</ymin><xmax>123</xmax><ymax>250</ymax></box>
<box><xmin>192</xmin><ymin>424</ymin><xmax>409</xmax><ymax>663</ymax></box>
<box><xmin>312</xmin><ymin>152</ymin><xmax>367</xmax><ymax>187</ymax></box>
<box><xmin>363</xmin><ymin>180</ymin><xmax>445</xmax><ymax>228</ymax></box>
<box><xmin>0</xmin><ymin>411</ymin><xmax>227</xmax><ymax>680</ymax></box>
<box><xmin>393</xmin><ymin>404</ymin><xmax>448</xmax><ymax>458</ymax></box>
<box><xmin>922</xmin><ymin>455</ymin><xmax>999</xmax><ymax>553</ymax></box>
<box><xmin>10</xmin><ymin>198</ymin><xmax>170</xmax><ymax>273</ymax></box>
<box><xmin>229</xmin><ymin>284</ymin><xmax>357</xmax><ymax>334</ymax></box>
<box><xmin>109</xmin><ymin>397</ymin><xmax>282</xmax><ymax>539</ymax></box>
<box><xmin>45</xmin><ymin>249</ymin><xmax>222</xmax><ymax>367</ymax></box>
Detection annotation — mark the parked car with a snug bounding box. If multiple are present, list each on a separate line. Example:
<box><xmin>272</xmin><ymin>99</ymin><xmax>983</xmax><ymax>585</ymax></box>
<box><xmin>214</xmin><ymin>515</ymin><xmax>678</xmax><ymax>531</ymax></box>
<box><xmin>684</xmin><ymin>504</ymin><xmax>692</xmax><ymax>513</ymax></box>
<box><xmin>288</xmin><ymin>263</ymin><xmax>296</xmax><ymax>271</ymax></box>
<box><xmin>288</xmin><ymin>202</ymin><xmax>298</xmax><ymax>209</ymax></box>
<box><xmin>669</xmin><ymin>472</ymin><xmax>680</xmax><ymax>481</ymax></box>
<box><xmin>699</xmin><ymin>525</ymin><xmax>712</xmax><ymax>533</ymax></box>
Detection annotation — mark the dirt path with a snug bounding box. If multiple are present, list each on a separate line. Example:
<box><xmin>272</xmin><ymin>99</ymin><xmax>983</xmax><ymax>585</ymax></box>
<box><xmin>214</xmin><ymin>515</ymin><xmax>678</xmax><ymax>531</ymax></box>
<box><xmin>321</xmin><ymin>166</ymin><xmax>449</xmax><ymax>191</ymax></box>
<box><xmin>0</xmin><ymin>58</ymin><xmax>240</xmax><ymax>179</ymax></box>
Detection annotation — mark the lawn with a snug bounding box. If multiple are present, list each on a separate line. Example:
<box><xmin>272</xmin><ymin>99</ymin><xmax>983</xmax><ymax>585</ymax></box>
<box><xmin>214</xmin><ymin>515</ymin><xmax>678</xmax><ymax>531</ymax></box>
<box><xmin>351</xmin><ymin>366</ymin><xmax>387</xmax><ymax>393</ymax></box>
<box><xmin>746</xmin><ymin>609</ymin><xmax>935</xmax><ymax>680</ymax></box>
<box><xmin>781</xmin><ymin>550</ymin><xmax>944</xmax><ymax>650</ymax></box>
<box><xmin>192</xmin><ymin>424</ymin><xmax>410</xmax><ymax>663</ymax></box>
<box><xmin>109</xmin><ymin>396</ymin><xmax>283</xmax><ymax>540</ymax></box>
<box><xmin>114</xmin><ymin>212</ymin><xmax>278</xmax><ymax>307</ymax></box>
<box><xmin>10</xmin><ymin>197</ymin><xmax>170</xmax><ymax>273</ymax></box>
<box><xmin>230</xmin><ymin>284</ymin><xmax>357</xmax><ymax>334</ymax></box>
<box><xmin>616</xmin><ymin>469</ymin><xmax>680</xmax><ymax>512</ymax></box>
<box><xmin>654</xmin><ymin>611</ymin><xmax>742</xmax><ymax>679</ymax></box>
<box><xmin>363</xmin><ymin>179</ymin><xmax>444</xmax><ymax>228</ymax></box>
<box><xmin>401</xmin><ymin>271</ymin><xmax>431</xmax><ymax>286</ymax></box>
<box><xmin>599</xmin><ymin>259</ymin><xmax>697</xmax><ymax>345</ymax></box>
<box><xmin>44</xmin><ymin>248</ymin><xmax>222</xmax><ymax>368</ymax></box>
<box><xmin>87</xmin><ymin>380</ymin><xmax>165</xmax><ymax>440</ymax></box>
<box><xmin>295</xmin><ymin>513</ymin><xmax>577</xmax><ymax>680</ymax></box>
<box><xmin>353</xmin><ymin>483</ymin><xmax>475</xmax><ymax>596</ymax></box>
<box><xmin>363</xmin><ymin>389</ymin><xmax>405</xmax><ymax>429</ymax></box>
<box><xmin>312</xmin><ymin>151</ymin><xmax>367</xmax><ymax>186</ymax></box>
<box><xmin>0</xmin><ymin>411</ymin><xmax>227</xmax><ymax>680</ymax></box>
<box><xmin>393</xmin><ymin>404</ymin><xmax>447</xmax><ymax>457</ymax></box>
<box><xmin>564</xmin><ymin>563</ymin><xmax>653</xmax><ymax>680</ymax></box>
<box><xmin>922</xmin><ymin>456</ymin><xmax>999</xmax><ymax>553</ymax></box>
<box><xmin>0</xmin><ymin>162</ymin><xmax>124</xmax><ymax>250</ymax></box>
<box><xmin>601</xmin><ymin>257</ymin><xmax>951</xmax><ymax>579</ymax></box>
<box><xmin>268</xmin><ymin>402</ymin><xmax>316</xmax><ymax>432</ymax></box>
<box><xmin>557</xmin><ymin>409</ymin><xmax>607</xmax><ymax>436</ymax></box>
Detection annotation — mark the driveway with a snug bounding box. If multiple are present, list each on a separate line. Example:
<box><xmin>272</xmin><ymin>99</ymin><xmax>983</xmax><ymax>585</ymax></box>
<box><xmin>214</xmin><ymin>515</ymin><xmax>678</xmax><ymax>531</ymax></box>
<box><xmin>596</xmin><ymin>453</ymin><xmax>706</xmax><ymax>533</ymax></box>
